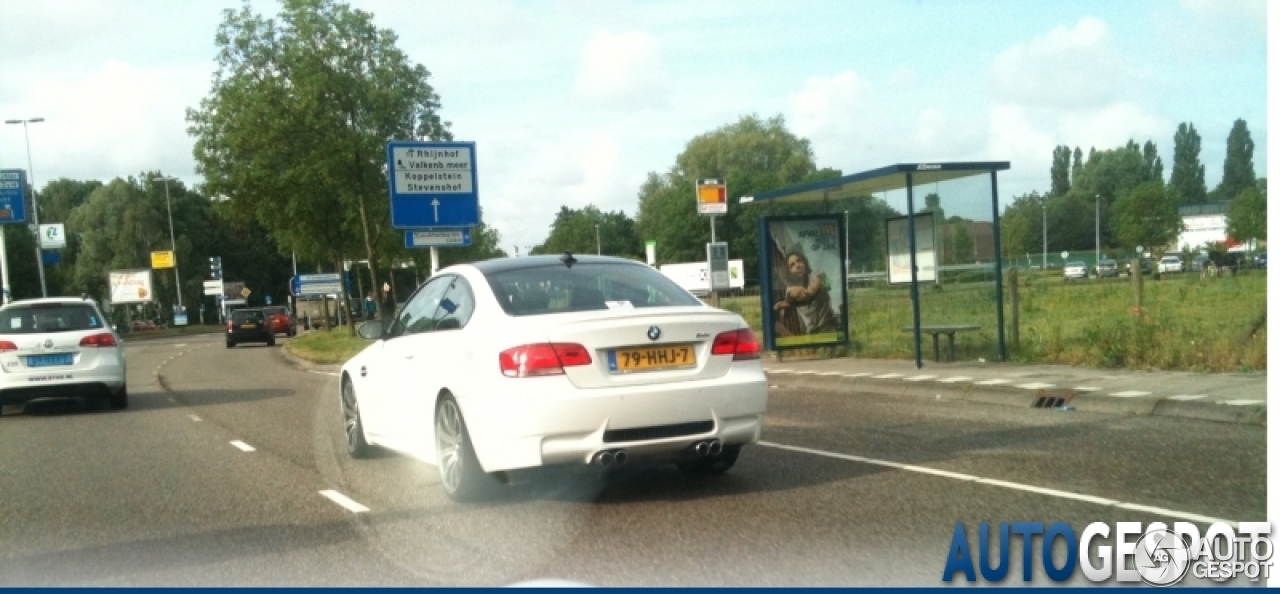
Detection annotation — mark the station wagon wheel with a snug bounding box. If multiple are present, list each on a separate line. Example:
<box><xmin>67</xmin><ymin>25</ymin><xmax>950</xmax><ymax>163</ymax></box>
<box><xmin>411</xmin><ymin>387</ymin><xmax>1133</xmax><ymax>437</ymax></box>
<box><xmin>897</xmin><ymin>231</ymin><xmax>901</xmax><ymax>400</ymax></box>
<box><xmin>341</xmin><ymin>376</ymin><xmax>371</xmax><ymax>458</ymax></box>
<box><xmin>434</xmin><ymin>395</ymin><xmax>492</xmax><ymax>502</ymax></box>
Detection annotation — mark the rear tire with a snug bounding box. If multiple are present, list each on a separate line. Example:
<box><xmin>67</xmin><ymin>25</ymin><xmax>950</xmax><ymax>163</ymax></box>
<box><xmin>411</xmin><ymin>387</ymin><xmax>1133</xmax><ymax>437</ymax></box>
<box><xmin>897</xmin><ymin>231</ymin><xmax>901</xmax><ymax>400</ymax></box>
<box><xmin>109</xmin><ymin>386</ymin><xmax>128</xmax><ymax>410</ymax></box>
<box><xmin>676</xmin><ymin>444</ymin><xmax>741</xmax><ymax>476</ymax></box>
<box><xmin>267</xmin><ymin>336</ymin><xmax>276</xmax><ymax>347</ymax></box>
<box><xmin>435</xmin><ymin>395</ymin><xmax>495</xmax><ymax>502</ymax></box>
<box><xmin>226</xmin><ymin>341</ymin><xmax>235</xmax><ymax>349</ymax></box>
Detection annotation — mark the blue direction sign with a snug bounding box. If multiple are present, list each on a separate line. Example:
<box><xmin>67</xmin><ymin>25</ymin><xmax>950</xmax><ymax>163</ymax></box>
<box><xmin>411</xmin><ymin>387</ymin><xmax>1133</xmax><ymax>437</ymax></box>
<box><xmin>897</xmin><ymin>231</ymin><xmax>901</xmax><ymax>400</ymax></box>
<box><xmin>405</xmin><ymin>228</ymin><xmax>473</xmax><ymax>248</ymax></box>
<box><xmin>386</xmin><ymin>141</ymin><xmax>478</xmax><ymax>229</ymax></box>
<box><xmin>0</xmin><ymin>170</ymin><xmax>28</xmax><ymax>224</ymax></box>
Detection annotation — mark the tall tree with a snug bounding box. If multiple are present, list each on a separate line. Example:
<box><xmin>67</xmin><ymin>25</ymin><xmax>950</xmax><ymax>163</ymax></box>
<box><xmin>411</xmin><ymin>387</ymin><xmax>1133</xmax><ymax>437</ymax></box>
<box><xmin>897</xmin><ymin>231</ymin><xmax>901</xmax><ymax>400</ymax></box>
<box><xmin>634</xmin><ymin>114</ymin><xmax>818</xmax><ymax>280</ymax></box>
<box><xmin>187</xmin><ymin>0</ymin><xmax>451</xmax><ymax>320</ymax></box>
<box><xmin>531</xmin><ymin>205</ymin><xmax>639</xmax><ymax>258</ymax></box>
<box><xmin>1215</xmin><ymin>118</ymin><xmax>1257</xmax><ymax>202</ymax></box>
<box><xmin>1111</xmin><ymin>181</ymin><xmax>1182</xmax><ymax>251</ymax></box>
<box><xmin>1063</xmin><ymin>145</ymin><xmax>1152</xmax><ymax>251</ymax></box>
<box><xmin>1051</xmin><ymin>145</ymin><xmax>1072</xmax><ymax>197</ymax></box>
<box><xmin>1070</xmin><ymin>147</ymin><xmax>1084</xmax><ymax>185</ymax></box>
<box><xmin>1142</xmin><ymin>141</ymin><xmax>1164</xmax><ymax>184</ymax></box>
<box><xmin>35</xmin><ymin>178</ymin><xmax>103</xmax><ymax>296</ymax></box>
<box><xmin>1226</xmin><ymin>185</ymin><xmax>1266</xmax><ymax>242</ymax></box>
<box><xmin>1168</xmin><ymin>122</ymin><xmax>1207</xmax><ymax>204</ymax></box>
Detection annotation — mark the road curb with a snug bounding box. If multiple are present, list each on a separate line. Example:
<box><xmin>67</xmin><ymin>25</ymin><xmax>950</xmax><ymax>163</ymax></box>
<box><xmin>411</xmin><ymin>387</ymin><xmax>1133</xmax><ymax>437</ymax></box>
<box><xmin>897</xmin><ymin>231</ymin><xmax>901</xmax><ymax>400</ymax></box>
<box><xmin>279</xmin><ymin>344</ymin><xmax>342</xmax><ymax>374</ymax></box>
<box><xmin>768</xmin><ymin>371</ymin><xmax>1266</xmax><ymax>427</ymax></box>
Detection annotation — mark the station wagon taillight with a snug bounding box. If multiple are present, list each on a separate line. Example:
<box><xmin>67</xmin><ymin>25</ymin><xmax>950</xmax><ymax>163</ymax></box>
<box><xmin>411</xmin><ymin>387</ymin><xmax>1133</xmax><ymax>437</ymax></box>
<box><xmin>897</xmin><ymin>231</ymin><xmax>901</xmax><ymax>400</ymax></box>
<box><xmin>80</xmin><ymin>333</ymin><xmax>117</xmax><ymax>347</ymax></box>
<box><xmin>498</xmin><ymin>343</ymin><xmax>593</xmax><ymax>378</ymax></box>
<box><xmin>711</xmin><ymin>328</ymin><xmax>760</xmax><ymax>361</ymax></box>
<box><xmin>0</xmin><ymin>340</ymin><xmax>16</xmax><ymax>352</ymax></box>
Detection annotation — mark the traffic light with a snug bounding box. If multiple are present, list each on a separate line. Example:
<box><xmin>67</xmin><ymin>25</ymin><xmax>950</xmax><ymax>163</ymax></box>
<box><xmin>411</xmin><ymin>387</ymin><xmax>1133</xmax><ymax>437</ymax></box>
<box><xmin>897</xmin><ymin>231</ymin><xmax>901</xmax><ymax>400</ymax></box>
<box><xmin>209</xmin><ymin>256</ymin><xmax>223</xmax><ymax>281</ymax></box>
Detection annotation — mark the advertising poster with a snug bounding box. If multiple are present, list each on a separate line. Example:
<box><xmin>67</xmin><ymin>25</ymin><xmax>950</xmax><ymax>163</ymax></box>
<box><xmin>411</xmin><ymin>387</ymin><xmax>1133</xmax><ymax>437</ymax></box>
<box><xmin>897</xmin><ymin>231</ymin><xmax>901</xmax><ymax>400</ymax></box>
<box><xmin>758</xmin><ymin>215</ymin><xmax>848</xmax><ymax>350</ymax></box>
<box><xmin>885</xmin><ymin>212</ymin><xmax>937</xmax><ymax>285</ymax></box>
<box><xmin>108</xmin><ymin>269</ymin><xmax>154</xmax><ymax>305</ymax></box>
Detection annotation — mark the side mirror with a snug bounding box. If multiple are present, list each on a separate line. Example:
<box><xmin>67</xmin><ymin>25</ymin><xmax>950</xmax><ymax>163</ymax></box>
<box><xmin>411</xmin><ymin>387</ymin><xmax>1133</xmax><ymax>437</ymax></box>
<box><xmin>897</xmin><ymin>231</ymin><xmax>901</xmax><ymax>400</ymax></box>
<box><xmin>357</xmin><ymin>320</ymin><xmax>385</xmax><ymax>340</ymax></box>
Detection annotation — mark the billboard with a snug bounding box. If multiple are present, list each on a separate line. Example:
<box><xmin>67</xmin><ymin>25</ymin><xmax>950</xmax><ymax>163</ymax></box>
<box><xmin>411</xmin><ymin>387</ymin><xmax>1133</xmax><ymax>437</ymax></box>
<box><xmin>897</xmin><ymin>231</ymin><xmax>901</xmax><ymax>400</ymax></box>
<box><xmin>757</xmin><ymin>215</ymin><xmax>848</xmax><ymax>350</ymax></box>
<box><xmin>108</xmin><ymin>269</ymin><xmax>154</xmax><ymax>305</ymax></box>
<box><xmin>885</xmin><ymin>213</ymin><xmax>937</xmax><ymax>285</ymax></box>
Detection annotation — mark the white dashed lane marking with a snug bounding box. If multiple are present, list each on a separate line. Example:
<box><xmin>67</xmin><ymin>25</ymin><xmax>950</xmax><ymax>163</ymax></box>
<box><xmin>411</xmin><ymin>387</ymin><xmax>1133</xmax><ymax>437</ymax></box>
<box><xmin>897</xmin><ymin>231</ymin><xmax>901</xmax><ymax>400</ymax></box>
<box><xmin>871</xmin><ymin>373</ymin><xmax>903</xmax><ymax>379</ymax></box>
<box><xmin>1167</xmin><ymin>395</ymin><xmax>1207</xmax><ymax>401</ymax></box>
<box><xmin>188</xmin><ymin>415</ymin><xmax>202</xmax><ymax>422</ymax></box>
<box><xmin>229</xmin><ymin>441</ymin><xmax>256</xmax><ymax>452</ymax></box>
<box><xmin>319</xmin><ymin>490</ymin><xmax>369</xmax><ymax>513</ymax></box>
<box><xmin>1110</xmin><ymin>390</ymin><xmax>1152</xmax><ymax>398</ymax></box>
<box><xmin>1016</xmin><ymin>382</ymin><xmax>1055</xmax><ymax>390</ymax></box>
<box><xmin>903</xmin><ymin>375</ymin><xmax>936</xmax><ymax>382</ymax></box>
<box><xmin>975</xmin><ymin>379</ymin><xmax>1012</xmax><ymax>386</ymax></box>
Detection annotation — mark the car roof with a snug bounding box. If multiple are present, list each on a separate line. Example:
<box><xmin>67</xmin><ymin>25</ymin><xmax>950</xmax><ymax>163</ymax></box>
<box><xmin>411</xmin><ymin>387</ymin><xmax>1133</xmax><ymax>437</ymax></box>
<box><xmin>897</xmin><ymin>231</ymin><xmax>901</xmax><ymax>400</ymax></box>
<box><xmin>2</xmin><ymin>297</ymin><xmax>98</xmax><ymax>310</ymax></box>
<box><xmin>467</xmin><ymin>254</ymin><xmax>647</xmax><ymax>275</ymax></box>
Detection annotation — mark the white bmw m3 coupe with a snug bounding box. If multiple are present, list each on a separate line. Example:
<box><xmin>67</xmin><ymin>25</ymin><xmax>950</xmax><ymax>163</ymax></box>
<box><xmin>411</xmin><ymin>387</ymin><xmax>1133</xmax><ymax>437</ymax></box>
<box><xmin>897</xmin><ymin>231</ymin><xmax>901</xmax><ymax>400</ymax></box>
<box><xmin>339</xmin><ymin>254</ymin><xmax>769</xmax><ymax>501</ymax></box>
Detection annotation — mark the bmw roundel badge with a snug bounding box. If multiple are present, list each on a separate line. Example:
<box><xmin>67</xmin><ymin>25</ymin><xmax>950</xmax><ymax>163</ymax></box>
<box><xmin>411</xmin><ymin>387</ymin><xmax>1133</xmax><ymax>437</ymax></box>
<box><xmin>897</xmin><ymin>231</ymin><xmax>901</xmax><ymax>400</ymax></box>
<box><xmin>647</xmin><ymin>326</ymin><xmax>661</xmax><ymax>341</ymax></box>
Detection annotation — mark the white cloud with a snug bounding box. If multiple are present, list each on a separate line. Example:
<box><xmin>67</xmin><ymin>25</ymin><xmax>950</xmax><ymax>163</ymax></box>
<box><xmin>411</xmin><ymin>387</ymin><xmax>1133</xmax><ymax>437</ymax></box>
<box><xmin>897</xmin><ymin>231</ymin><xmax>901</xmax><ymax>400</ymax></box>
<box><xmin>1180</xmin><ymin>0</ymin><xmax>1265</xmax><ymax>22</ymax></box>
<box><xmin>572</xmin><ymin>31</ymin><xmax>672</xmax><ymax>110</ymax></box>
<box><xmin>1</xmin><ymin>60</ymin><xmax>207</xmax><ymax>187</ymax></box>
<box><xmin>887</xmin><ymin>68</ymin><xmax>917</xmax><ymax>91</ymax></box>
<box><xmin>988</xmin><ymin>17</ymin><xmax>1124</xmax><ymax>110</ymax></box>
<box><xmin>787</xmin><ymin>70</ymin><xmax>986</xmax><ymax>170</ymax></box>
<box><xmin>1054</xmin><ymin>102</ymin><xmax>1171</xmax><ymax>150</ymax></box>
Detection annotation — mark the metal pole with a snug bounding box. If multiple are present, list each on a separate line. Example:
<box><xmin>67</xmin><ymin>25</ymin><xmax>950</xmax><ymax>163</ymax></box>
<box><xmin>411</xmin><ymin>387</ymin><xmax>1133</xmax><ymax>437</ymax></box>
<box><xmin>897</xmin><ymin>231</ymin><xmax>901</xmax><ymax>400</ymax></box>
<box><xmin>1095</xmin><ymin>194</ymin><xmax>1100</xmax><ymax>272</ymax></box>
<box><xmin>595</xmin><ymin>224</ymin><xmax>601</xmax><ymax>255</ymax></box>
<box><xmin>991</xmin><ymin>171</ymin><xmax>1007</xmax><ymax>362</ymax></box>
<box><xmin>430</xmin><ymin>246</ymin><xmax>439</xmax><ymax>274</ymax></box>
<box><xmin>710</xmin><ymin>215</ymin><xmax>716</xmax><ymax>243</ymax></box>
<box><xmin>0</xmin><ymin>225</ymin><xmax>8</xmax><ymax>303</ymax></box>
<box><xmin>162</xmin><ymin>178</ymin><xmax>181</xmax><ymax>308</ymax></box>
<box><xmin>906</xmin><ymin>174</ymin><xmax>923</xmax><ymax>370</ymax></box>
<box><xmin>844</xmin><ymin>210</ymin><xmax>850</xmax><ymax>272</ymax></box>
<box><xmin>16</xmin><ymin>121</ymin><xmax>46</xmax><ymax>297</ymax></box>
<box><xmin>1041</xmin><ymin>196</ymin><xmax>1047</xmax><ymax>271</ymax></box>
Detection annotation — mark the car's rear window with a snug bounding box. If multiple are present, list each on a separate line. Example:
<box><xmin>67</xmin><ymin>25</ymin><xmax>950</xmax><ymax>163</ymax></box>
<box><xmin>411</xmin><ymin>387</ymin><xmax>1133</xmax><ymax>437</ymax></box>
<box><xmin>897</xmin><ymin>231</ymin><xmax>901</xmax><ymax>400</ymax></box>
<box><xmin>485</xmin><ymin>262</ymin><xmax>703</xmax><ymax>316</ymax></box>
<box><xmin>0</xmin><ymin>304</ymin><xmax>105</xmax><ymax>334</ymax></box>
<box><xmin>233</xmin><ymin>310</ymin><xmax>265</xmax><ymax>322</ymax></box>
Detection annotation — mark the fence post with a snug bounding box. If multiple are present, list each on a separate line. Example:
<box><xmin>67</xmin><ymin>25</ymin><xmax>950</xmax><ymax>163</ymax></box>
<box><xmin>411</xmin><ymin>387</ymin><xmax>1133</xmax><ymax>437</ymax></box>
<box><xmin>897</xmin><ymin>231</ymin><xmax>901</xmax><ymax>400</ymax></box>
<box><xmin>1131</xmin><ymin>258</ymin><xmax>1144</xmax><ymax>313</ymax></box>
<box><xmin>1008</xmin><ymin>267</ymin><xmax>1020</xmax><ymax>350</ymax></box>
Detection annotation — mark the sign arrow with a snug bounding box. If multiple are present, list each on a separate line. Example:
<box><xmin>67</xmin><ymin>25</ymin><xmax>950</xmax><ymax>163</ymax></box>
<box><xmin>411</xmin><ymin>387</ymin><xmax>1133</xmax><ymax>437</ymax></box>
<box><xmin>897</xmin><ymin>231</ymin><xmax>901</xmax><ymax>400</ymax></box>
<box><xmin>431</xmin><ymin>198</ymin><xmax>440</xmax><ymax>222</ymax></box>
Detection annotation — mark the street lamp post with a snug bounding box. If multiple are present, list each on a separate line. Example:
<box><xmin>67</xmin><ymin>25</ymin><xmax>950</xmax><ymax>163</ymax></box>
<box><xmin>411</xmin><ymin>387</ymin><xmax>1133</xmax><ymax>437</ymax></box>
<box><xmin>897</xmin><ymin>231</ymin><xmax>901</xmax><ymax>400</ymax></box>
<box><xmin>1041</xmin><ymin>194</ymin><xmax>1047</xmax><ymax>271</ymax></box>
<box><xmin>6</xmin><ymin>117</ymin><xmax>47</xmax><ymax>297</ymax></box>
<box><xmin>1095</xmin><ymin>194</ymin><xmax>1101</xmax><ymax>273</ymax></box>
<box><xmin>154</xmin><ymin>176</ymin><xmax>182</xmax><ymax>310</ymax></box>
<box><xmin>595</xmin><ymin>224</ymin><xmax>601</xmax><ymax>256</ymax></box>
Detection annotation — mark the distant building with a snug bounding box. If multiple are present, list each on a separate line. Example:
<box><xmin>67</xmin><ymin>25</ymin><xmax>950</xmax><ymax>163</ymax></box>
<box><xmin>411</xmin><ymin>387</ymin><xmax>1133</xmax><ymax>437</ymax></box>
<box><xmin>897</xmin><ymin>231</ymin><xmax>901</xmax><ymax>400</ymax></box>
<box><xmin>1174</xmin><ymin>201</ymin><xmax>1254</xmax><ymax>253</ymax></box>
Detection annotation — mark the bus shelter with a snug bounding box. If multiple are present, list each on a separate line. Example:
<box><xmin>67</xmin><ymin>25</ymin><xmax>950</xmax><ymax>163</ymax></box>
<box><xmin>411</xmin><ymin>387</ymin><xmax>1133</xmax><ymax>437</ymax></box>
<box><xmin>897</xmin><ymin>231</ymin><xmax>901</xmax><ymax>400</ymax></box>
<box><xmin>742</xmin><ymin>162</ymin><xmax>1011</xmax><ymax>369</ymax></box>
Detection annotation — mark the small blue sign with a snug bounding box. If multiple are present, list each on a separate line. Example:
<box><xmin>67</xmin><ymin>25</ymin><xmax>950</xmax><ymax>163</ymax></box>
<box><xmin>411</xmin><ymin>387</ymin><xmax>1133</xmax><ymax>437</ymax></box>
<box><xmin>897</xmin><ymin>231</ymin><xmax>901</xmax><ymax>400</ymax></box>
<box><xmin>404</xmin><ymin>227</ymin><xmax>473</xmax><ymax>248</ymax></box>
<box><xmin>41</xmin><ymin>251</ymin><xmax>60</xmax><ymax>265</ymax></box>
<box><xmin>265</xmin><ymin>295</ymin><xmax>273</xmax><ymax>305</ymax></box>
<box><xmin>0</xmin><ymin>169</ymin><xmax>28</xmax><ymax>224</ymax></box>
<box><xmin>386</xmin><ymin>141</ymin><xmax>478</xmax><ymax>229</ymax></box>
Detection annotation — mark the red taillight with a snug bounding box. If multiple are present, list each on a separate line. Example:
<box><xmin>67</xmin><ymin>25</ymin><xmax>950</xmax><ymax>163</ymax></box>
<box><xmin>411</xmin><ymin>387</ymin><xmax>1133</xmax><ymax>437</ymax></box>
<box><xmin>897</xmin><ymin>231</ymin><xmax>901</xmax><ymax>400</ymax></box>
<box><xmin>227</xmin><ymin>321</ymin><xmax>233</xmax><ymax>331</ymax></box>
<box><xmin>498</xmin><ymin>343</ymin><xmax>593</xmax><ymax>378</ymax></box>
<box><xmin>0</xmin><ymin>340</ymin><xmax>16</xmax><ymax>352</ymax></box>
<box><xmin>79</xmin><ymin>333</ymin><xmax>117</xmax><ymax>347</ymax></box>
<box><xmin>711</xmin><ymin>328</ymin><xmax>759</xmax><ymax>360</ymax></box>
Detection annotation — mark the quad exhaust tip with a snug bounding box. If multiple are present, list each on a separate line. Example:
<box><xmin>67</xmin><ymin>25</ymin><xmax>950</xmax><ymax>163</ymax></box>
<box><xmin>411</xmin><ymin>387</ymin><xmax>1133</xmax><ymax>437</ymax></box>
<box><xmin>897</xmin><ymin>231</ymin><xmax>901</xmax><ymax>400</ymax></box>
<box><xmin>592</xmin><ymin>449</ymin><xmax>628</xmax><ymax>466</ymax></box>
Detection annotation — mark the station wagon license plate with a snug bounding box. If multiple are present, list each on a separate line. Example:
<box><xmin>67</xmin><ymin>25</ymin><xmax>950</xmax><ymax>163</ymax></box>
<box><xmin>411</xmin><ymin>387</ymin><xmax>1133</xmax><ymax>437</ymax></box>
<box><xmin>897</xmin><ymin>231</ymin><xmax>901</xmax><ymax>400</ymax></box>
<box><xmin>28</xmin><ymin>354</ymin><xmax>73</xmax><ymax>367</ymax></box>
<box><xmin>240</xmin><ymin>323</ymin><xmax>256</xmax><ymax>329</ymax></box>
<box><xmin>608</xmin><ymin>345</ymin><xmax>695</xmax><ymax>373</ymax></box>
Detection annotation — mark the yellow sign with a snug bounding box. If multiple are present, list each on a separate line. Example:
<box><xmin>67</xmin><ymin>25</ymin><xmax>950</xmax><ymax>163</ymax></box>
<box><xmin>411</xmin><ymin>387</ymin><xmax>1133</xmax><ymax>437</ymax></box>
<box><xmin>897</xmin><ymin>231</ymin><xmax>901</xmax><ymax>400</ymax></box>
<box><xmin>696</xmin><ymin>178</ymin><xmax>727</xmax><ymax>215</ymax></box>
<box><xmin>151</xmin><ymin>251</ymin><xmax>175</xmax><ymax>269</ymax></box>
<box><xmin>240</xmin><ymin>287</ymin><xmax>252</xmax><ymax>299</ymax></box>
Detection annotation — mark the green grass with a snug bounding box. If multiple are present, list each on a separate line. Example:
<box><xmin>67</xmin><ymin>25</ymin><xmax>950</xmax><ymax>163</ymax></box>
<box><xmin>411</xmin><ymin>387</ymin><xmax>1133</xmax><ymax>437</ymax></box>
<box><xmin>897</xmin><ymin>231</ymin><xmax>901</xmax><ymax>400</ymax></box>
<box><xmin>718</xmin><ymin>271</ymin><xmax>1268</xmax><ymax>372</ymax></box>
<box><xmin>284</xmin><ymin>329</ymin><xmax>373</xmax><ymax>365</ymax></box>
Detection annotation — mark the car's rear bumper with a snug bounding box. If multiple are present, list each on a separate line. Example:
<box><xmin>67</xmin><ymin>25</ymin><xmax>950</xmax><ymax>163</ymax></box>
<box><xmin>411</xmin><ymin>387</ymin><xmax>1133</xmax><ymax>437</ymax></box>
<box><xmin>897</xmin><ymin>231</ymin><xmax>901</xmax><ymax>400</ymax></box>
<box><xmin>227</xmin><ymin>330</ymin><xmax>273</xmax><ymax>342</ymax></box>
<box><xmin>462</xmin><ymin>362</ymin><xmax>769</xmax><ymax>472</ymax></box>
<box><xmin>0</xmin><ymin>364</ymin><xmax>126</xmax><ymax>406</ymax></box>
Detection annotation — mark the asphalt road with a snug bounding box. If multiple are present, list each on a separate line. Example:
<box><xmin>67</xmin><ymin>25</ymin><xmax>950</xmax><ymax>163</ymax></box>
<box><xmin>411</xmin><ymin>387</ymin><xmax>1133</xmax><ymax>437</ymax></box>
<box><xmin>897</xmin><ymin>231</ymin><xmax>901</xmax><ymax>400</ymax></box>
<box><xmin>0</xmin><ymin>333</ymin><xmax>1267</xmax><ymax>586</ymax></box>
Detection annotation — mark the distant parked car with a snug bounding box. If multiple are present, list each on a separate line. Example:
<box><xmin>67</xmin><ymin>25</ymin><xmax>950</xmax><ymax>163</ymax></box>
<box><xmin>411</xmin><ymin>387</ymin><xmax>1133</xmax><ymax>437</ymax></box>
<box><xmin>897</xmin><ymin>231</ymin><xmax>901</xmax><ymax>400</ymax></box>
<box><xmin>1128</xmin><ymin>258</ymin><xmax>1155</xmax><ymax>276</ymax></box>
<box><xmin>1064</xmin><ymin>261</ymin><xmax>1088</xmax><ymax>281</ymax></box>
<box><xmin>1094</xmin><ymin>258</ymin><xmax>1119</xmax><ymax>278</ymax></box>
<box><xmin>1158</xmin><ymin>254</ymin><xmax>1183</xmax><ymax>274</ymax></box>
<box><xmin>1191</xmin><ymin>254</ymin><xmax>1210</xmax><ymax>272</ymax></box>
<box><xmin>262</xmin><ymin>305</ymin><xmax>296</xmax><ymax>337</ymax></box>
<box><xmin>1254</xmin><ymin>252</ymin><xmax>1266</xmax><ymax>269</ymax></box>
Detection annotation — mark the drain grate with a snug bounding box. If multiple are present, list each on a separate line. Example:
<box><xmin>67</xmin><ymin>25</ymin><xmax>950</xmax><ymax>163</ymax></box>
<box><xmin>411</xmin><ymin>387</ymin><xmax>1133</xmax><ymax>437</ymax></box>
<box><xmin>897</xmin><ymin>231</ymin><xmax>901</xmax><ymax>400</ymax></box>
<box><xmin>1032</xmin><ymin>389</ymin><xmax>1076</xmax><ymax>409</ymax></box>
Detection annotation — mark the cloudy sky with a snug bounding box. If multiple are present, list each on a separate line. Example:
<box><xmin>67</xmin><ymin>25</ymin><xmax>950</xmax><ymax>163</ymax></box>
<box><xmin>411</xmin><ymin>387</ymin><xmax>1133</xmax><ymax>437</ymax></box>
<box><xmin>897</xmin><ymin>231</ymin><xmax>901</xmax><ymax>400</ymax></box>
<box><xmin>0</xmin><ymin>0</ymin><xmax>1268</xmax><ymax>253</ymax></box>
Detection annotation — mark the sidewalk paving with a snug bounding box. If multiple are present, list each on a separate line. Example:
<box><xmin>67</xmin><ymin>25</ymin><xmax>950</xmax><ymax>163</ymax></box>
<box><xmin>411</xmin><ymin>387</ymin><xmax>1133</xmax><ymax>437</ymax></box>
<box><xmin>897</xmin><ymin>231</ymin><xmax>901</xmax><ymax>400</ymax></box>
<box><xmin>762</xmin><ymin>356</ymin><xmax>1267</xmax><ymax>426</ymax></box>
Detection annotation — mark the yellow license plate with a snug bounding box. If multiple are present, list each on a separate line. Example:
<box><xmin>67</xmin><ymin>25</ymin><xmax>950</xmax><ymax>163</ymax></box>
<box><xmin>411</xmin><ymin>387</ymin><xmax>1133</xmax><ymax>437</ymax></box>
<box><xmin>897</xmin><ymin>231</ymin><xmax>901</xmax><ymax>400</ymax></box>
<box><xmin>609</xmin><ymin>345</ymin><xmax>695</xmax><ymax>372</ymax></box>
<box><xmin>241</xmin><ymin>323</ymin><xmax>256</xmax><ymax>328</ymax></box>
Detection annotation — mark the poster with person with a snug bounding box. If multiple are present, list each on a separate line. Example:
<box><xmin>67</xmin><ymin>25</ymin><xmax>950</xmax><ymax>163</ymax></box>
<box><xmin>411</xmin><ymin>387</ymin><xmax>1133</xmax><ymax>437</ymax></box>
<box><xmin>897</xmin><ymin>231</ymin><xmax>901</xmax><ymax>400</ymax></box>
<box><xmin>759</xmin><ymin>215</ymin><xmax>848</xmax><ymax>350</ymax></box>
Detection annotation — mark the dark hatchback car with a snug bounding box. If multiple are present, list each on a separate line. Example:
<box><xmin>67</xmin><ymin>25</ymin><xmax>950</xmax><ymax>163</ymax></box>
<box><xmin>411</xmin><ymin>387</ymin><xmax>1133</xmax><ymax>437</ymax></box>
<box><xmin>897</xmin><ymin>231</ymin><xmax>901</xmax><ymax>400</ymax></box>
<box><xmin>226</xmin><ymin>308</ymin><xmax>275</xmax><ymax>348</ymax></box>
